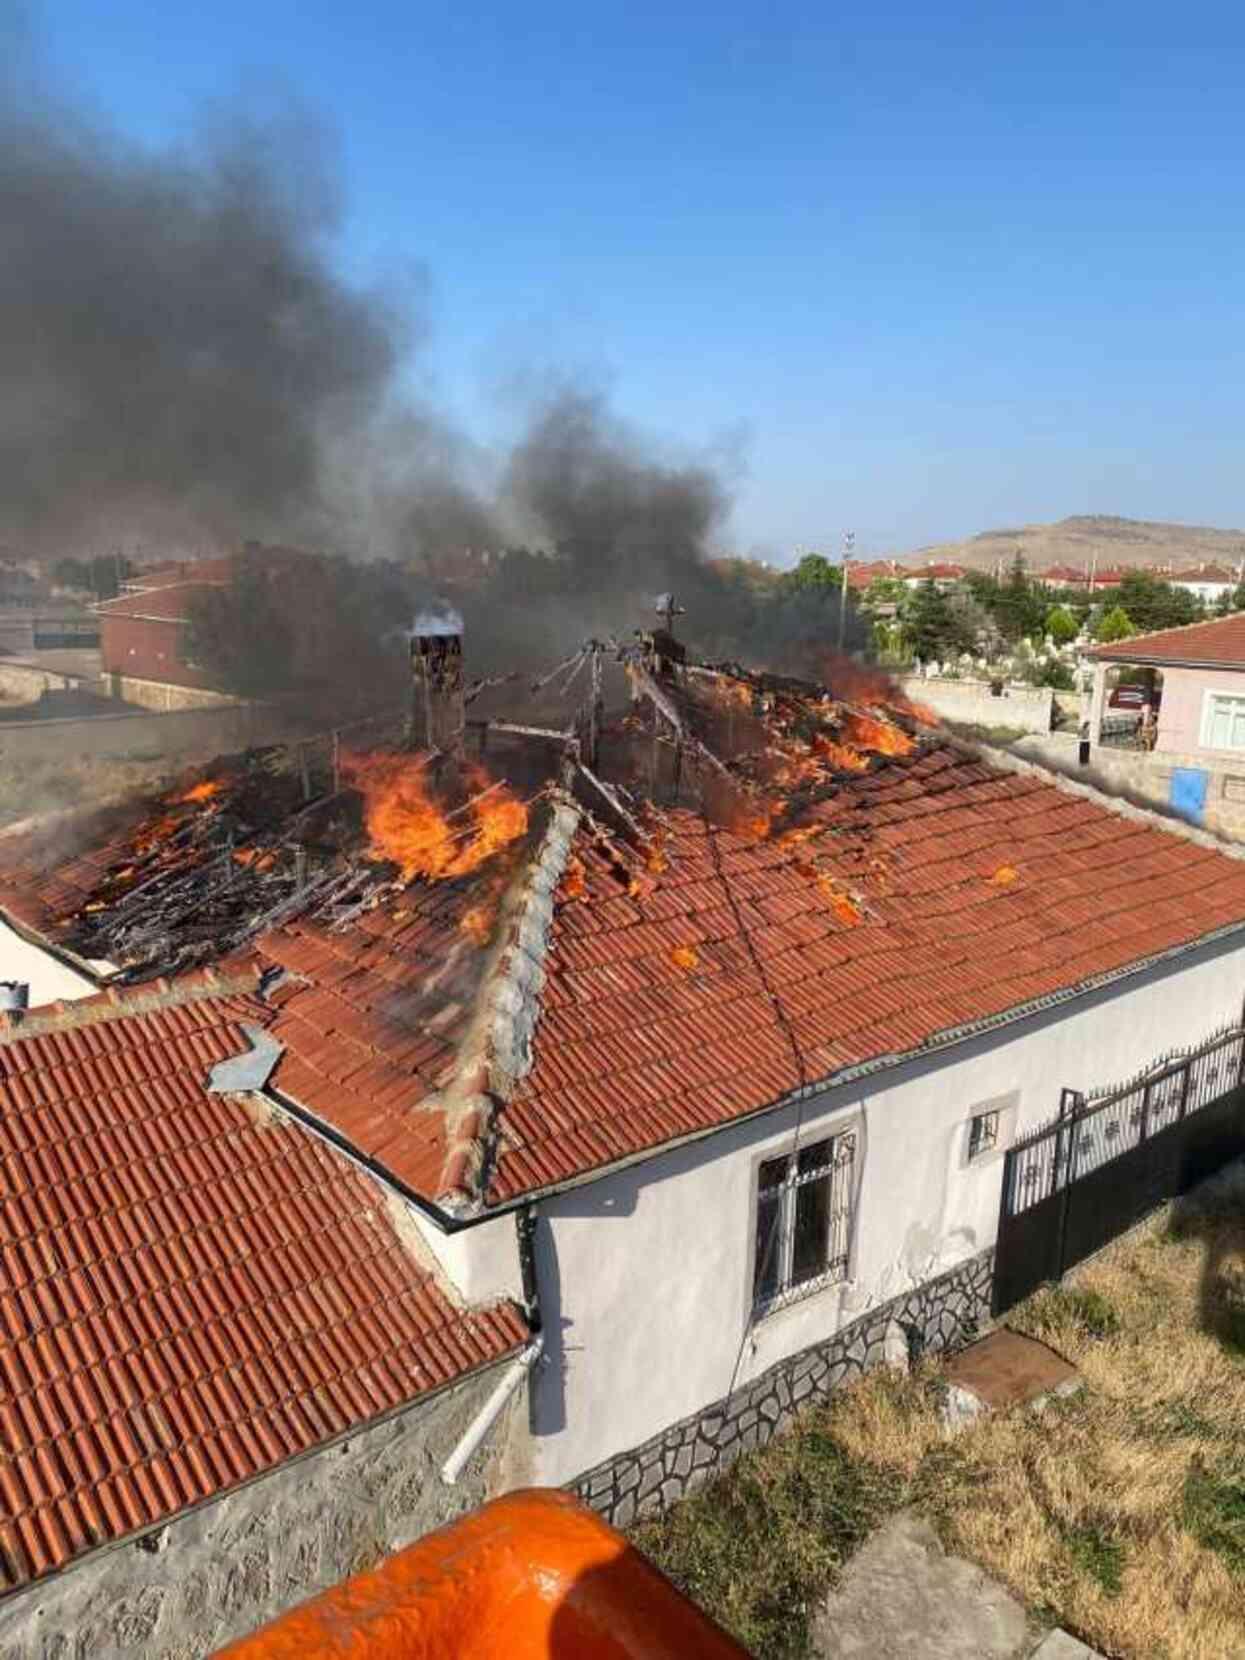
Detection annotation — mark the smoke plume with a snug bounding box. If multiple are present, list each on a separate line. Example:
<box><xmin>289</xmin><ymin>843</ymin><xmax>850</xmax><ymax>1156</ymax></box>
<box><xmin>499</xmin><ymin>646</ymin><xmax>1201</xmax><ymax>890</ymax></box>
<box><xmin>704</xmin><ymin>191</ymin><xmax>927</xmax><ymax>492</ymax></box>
<box><xmin>2</xmin><ymin>27</ymin><xmax>867</xmax><ymax>687</ymax></box>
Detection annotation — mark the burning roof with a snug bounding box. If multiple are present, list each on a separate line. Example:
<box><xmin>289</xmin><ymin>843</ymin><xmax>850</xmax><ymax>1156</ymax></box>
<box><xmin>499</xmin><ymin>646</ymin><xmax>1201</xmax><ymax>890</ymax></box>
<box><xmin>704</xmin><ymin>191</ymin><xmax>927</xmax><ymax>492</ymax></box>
<box><xmin>4</xmin><ymin>632</ymin><xmax>1245</xmax><ymax>1217</ymax></box>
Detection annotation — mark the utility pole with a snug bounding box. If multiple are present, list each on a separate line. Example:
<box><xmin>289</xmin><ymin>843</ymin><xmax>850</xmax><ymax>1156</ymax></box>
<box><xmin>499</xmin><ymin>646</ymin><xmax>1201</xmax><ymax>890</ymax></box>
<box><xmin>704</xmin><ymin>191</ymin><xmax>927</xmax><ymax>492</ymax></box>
<box><xmin>837</xmin><ymin>531</ymin><xmax>855</xmax><ymax>652</ymax></box>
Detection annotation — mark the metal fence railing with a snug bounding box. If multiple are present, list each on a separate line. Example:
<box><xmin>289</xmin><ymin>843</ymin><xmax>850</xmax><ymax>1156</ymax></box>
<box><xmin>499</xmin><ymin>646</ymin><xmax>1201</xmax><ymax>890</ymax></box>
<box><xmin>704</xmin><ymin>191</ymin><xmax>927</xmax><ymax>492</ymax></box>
<box><xmin>994</xmin><ymin>1021</ymin><xmax>1245</xmax><ymax>1314</ymax></box>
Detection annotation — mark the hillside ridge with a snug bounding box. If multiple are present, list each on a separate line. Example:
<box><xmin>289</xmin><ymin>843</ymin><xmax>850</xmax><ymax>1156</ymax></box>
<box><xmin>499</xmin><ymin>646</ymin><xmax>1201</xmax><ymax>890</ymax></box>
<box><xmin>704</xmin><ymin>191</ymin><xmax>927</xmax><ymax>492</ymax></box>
<box><xmin>898</xmin><ymin>514</ymin><xmax>1245</xmax><ymax>573</ymax></box>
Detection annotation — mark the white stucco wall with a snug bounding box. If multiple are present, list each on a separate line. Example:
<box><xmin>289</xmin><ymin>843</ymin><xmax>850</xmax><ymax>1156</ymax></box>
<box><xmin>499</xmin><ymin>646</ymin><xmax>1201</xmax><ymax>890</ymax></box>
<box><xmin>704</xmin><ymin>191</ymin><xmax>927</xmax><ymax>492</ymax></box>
<box><xmin>488</xmin><ymin>932</ymin><xmax>1245</xmax><ymax>1486</ymax></box>
<box><xmin>411</xmin><ymin>1206</ymin><xmax>525</xmax><ymax>1307</ymax></box>
<box><xmin>0</xmin><ymin>918</ymin><xmax>96</xmax><ymax>1006</ymax></box>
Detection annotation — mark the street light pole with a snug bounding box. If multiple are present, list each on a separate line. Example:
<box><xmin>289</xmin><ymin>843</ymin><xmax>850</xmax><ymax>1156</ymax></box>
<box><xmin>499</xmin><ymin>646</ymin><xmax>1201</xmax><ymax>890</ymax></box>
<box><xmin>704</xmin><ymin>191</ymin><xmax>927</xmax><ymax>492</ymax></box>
<box><xmin>837</xmin><ymin>530</ymin><xmax>855</xmax><ymax>652</ymax></box>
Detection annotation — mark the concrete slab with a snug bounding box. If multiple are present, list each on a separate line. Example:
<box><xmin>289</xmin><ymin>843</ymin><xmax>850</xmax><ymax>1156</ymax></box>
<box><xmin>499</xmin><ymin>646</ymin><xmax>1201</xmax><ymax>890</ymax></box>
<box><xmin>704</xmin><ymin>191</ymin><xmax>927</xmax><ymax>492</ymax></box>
<box><xmin>1029</xmin><ymin>1630</ymin><xmax>1105</xmax><ymax>1658</ymax></box>
<box><xmin>943</xmin><ymin>1327</ymin><xmax>1079</xmax><ymax>1412</ymax></box>
<box><xmin>811</xmin><ymin>1511</ymin><xmax>1039</xmax><ymax>1659</ymax></box>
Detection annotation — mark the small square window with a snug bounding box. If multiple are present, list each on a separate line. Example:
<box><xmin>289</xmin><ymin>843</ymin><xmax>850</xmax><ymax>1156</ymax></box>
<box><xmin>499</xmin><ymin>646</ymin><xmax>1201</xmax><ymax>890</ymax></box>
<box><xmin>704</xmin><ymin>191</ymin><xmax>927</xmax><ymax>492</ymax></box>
<box><xmin>968</xmin><ymin>1109</ymin><xmax>1000</xmax><ymax>1161</ymax></box>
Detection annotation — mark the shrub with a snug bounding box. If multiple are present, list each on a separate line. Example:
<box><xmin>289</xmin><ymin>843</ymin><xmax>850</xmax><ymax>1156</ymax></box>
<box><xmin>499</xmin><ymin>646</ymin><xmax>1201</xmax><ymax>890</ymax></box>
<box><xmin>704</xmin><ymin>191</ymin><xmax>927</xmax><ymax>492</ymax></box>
<box><xmin>1022</xmin><ymin>1285</ymin><xmax>1121</xmax><ymax>1340</ymax></box>
<box><xmin>1060</xmin><ymin>1521</ymin><xmax>1126</xmax><ymax>1597</ymax></box>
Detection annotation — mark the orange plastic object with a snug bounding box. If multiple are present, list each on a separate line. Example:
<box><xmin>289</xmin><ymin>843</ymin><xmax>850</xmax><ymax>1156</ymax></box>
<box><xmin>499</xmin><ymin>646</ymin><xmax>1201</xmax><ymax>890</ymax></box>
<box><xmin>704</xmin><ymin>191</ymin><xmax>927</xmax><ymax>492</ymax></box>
<box><xmin>212</xmin><ymin>1488</ymin><xmax>748</xmax><ymax>1660</ymax></box>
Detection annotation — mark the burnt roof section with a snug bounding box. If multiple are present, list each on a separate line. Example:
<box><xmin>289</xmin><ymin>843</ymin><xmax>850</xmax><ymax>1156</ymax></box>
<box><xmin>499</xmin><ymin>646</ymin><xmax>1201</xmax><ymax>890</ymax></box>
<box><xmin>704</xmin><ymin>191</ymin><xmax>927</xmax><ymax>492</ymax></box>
<box><xmin>5</xmin><ymin>652</ymin><xmax>1245</xmax><ymax>1218</ymax></box>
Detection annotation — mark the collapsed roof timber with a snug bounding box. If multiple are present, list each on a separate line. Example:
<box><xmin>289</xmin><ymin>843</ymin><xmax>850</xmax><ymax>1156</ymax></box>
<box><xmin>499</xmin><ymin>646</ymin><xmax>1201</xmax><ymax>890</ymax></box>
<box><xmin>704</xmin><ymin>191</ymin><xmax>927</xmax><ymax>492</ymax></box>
<box><xmin>5</xmin><ymin>616</ymin><xmax>1245</xmax><ymax>1226</ymax></box>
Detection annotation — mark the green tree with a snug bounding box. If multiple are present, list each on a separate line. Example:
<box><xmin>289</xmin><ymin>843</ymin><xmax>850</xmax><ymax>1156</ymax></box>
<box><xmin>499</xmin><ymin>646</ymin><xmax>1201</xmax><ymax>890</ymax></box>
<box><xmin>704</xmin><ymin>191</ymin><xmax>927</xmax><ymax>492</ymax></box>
<box><xmin>1098</xmin><ymin>571</ymin><xmax>1199</xmax><ymax>633</ymax></box>
<box><xmin>1045</xmin><ymin>604</ymin><xmax>1079</xmax><ymax>646</ymax></box>
<box><xmin>1094</xmin><ymin>605</ymin><xmax>1136</xmax><ymax>643</ymax></box>
<box><xmin>991</xmin><ymin>553</ymin><xmax>1048</xmax><ymax>643</ymax></box>
<box><xmin>904</xmin><ymin>578</ymin><xmax>974</xmax><ymax>664</ymax></box>
<box><xmin>1026</xmin><ymin>657</ymin><xmax>1076</xmax><ymax>690</ymax></box>
<box><xmin>860</xmin><ymin>575</ymin><xmax>905</xmax><ymax>609</ymax></box>
<box><xmin>782</xmin><ymin>553</ymin><xmax>842</xmax><ymax>594</ymax></box>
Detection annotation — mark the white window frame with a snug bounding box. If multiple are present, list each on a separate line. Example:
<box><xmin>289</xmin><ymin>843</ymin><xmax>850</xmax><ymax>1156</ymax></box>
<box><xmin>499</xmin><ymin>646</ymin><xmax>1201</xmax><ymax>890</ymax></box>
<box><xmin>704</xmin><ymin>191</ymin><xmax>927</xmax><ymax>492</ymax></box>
<box><xmin>961</xmin><ymin>1090</ymin><xmax>1019</xmax><ymax>1170</ymax></box>
<box><xmin>751</xmin><ymin>1128</ymin><xmax>857</xmax><ymax>1317</ymax></box>
<box><xmin>968</xmin><ymin>1109</ymin><xmax>1000</xmax><ymax>1161</ymax></box>
<box><xmin>1199</xmin><ymin>689</ymin><xmax>1245</xmax><ymax>753</ymax></box>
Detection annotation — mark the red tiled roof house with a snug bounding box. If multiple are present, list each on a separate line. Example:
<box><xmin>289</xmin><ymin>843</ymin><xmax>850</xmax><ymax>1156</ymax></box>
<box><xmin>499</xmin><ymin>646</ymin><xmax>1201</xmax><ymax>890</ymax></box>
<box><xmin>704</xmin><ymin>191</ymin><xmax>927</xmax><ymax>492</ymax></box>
<box><xmin>4</xmin><ymin>691</ymin><xmax>1245</xmax><ymax>1650</ymax></box>
<box><xmin>97</xmin><ymin>557</ymin><xmax>238</xmax><ymax>712</ymax></box>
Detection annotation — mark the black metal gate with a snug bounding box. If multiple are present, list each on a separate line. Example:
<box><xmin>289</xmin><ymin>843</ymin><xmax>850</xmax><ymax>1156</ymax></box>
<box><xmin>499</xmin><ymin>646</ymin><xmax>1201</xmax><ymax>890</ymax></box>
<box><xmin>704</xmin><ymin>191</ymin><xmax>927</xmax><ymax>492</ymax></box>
<box><xmin>994</xmin><ymin>1024</ymin><xmax>1245</xmax><ymax>1316</ymax></box>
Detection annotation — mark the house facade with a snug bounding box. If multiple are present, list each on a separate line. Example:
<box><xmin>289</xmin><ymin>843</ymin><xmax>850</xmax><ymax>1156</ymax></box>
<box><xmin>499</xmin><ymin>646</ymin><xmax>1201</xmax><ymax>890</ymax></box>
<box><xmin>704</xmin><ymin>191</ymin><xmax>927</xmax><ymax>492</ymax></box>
<box><xmin>4</xmin><ymin>687</ymin><xmax>1245</xmax><ymax>1652</ymax></box>
<box><xmin>901</xmin><ymin>561</ymin><xmax>966</xmax><ymax>589</ymax></box>
<box><xmin>1170</xmin><ymin>563</ymin><xmax>1240</xmax><ymax>606</ymax></box>
<box><xmin>1086</xmin><ymin>613</ymin><xmax>1245</xmax><ymax>837</ymax></box>
<box><xmin>96</xmin><ymin>557</ymin><xmax>237</xmax><ymax>710</ymax></box>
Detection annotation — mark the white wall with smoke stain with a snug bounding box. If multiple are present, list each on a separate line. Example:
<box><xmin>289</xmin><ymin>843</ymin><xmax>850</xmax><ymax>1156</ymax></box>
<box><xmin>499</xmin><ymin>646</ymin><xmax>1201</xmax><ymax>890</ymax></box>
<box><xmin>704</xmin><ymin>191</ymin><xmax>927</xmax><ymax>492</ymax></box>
<box><xmin>437</xmin><ymin>931</ymin><xmax>1245</xmax><ymax>1488</ymax></box>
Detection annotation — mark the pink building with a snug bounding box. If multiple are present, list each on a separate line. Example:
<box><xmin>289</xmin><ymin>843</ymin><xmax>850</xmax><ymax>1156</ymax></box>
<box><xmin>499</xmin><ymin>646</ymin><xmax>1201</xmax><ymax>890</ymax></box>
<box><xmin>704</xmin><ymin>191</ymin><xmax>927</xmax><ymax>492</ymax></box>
<box><xmin>1086</xmin><ymin>614</ymin><xmax>1245</xmax><ymax>831</ymax></box>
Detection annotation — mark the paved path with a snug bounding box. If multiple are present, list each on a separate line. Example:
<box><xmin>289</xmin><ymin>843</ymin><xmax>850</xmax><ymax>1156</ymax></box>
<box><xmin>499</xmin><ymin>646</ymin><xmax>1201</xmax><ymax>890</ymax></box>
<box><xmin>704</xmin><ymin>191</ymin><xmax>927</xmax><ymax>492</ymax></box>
<box><xmin>812</xmin><ymin>1512</ymin><xmax>1105</xmax><ymax>1659</ymax></box>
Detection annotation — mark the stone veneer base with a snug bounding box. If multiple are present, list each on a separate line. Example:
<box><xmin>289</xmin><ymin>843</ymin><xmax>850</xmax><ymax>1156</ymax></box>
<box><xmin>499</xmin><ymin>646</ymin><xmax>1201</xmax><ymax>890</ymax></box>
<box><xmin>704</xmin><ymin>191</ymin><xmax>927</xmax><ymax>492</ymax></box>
<box><xmin>569</xmin><ymin>1249</ymin><xmax>995</xmax><ymax>1529</ymax></box>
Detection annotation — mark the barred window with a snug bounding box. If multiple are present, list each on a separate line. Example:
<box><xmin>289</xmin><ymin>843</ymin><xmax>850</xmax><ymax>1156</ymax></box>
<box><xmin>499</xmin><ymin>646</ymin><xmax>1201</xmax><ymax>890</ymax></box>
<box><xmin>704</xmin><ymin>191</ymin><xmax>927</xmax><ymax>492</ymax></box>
<box><xmin>968</xmin><ymin>1108</ymin><xmax>1000</xmax><ymax>1162</ymax></box>
<box><xmin>753</xmin><ymin>1131</ymin><xmax>855</xmax><ymax>1314</ymax></box>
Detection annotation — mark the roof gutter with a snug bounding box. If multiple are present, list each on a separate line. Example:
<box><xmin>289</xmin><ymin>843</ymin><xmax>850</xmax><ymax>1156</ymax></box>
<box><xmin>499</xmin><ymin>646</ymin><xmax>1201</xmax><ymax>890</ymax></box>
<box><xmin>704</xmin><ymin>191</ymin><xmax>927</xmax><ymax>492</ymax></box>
<box><xmin>262</xmin><ymin>907</ymin><xmax>1245</xmax><ymax>1235</ymax></box>
<box><xmin>1090</xmin><ymin>653</ymin><xmax>1244</xmax><ymax>671</ymax></box>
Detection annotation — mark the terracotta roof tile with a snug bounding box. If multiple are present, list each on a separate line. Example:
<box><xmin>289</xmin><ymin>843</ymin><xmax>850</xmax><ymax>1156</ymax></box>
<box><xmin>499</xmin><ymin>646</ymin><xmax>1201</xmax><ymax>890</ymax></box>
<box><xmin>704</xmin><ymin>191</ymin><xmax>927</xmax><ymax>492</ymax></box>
<box><xmin>0</xmin><ymin>991</ymin><xmax>525</xmax><ymax>1593</ymax></box>
<box><xmin>476</xmin><ymin>742</ymin><xmax>1245</xmax><ymax>1201</ymax></box>
<box><xmin>1088</xmin><ymin>610</ymin><xmax>1245</xmax><ymax>667</ymax></box>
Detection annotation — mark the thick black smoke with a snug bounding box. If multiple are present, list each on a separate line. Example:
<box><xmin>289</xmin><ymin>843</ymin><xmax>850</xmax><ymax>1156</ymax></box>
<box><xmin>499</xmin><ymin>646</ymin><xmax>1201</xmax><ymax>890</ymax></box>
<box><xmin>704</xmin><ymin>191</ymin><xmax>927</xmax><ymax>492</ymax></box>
<box><xmin>3</xmin><ymin>27</ymin><xmax>866</xmax><ymax>688</ymax></box>
<box><xmin>0</xmin><ymin>31</ymin><xmax>407</xmax><ymax>552</ymax></box>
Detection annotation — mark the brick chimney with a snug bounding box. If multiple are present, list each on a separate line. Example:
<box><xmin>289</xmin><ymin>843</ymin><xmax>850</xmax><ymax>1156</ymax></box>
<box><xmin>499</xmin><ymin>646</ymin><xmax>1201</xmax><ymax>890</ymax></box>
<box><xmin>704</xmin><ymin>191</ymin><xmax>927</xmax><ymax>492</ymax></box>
<box><xmin>410</xmin><ymin>604</ymin><xmax>464</xmax><ymax>751</ymax></box>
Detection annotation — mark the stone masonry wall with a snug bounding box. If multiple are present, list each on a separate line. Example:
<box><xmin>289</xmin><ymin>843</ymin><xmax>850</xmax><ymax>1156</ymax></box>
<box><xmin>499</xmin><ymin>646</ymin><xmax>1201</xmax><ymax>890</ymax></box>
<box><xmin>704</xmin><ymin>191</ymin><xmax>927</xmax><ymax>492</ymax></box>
<box><xmin>570</xmin><ymin>1249</ymin><xmax>995</xmax><ymax>1528</ymax></box>
<box><xmin>0</xmin><ymin>1362</ymin><xmax>514</xmax><ymax>1660</ymax></box>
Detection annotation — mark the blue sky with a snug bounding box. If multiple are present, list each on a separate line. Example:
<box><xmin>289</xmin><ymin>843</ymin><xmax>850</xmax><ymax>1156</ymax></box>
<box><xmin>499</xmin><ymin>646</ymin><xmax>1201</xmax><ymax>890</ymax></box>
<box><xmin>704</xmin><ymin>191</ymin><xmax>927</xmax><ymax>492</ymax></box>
<box><xmin>30</xmin><ymin>1</ymin><xmax>1245</xmax><ymax>559</ymax></box>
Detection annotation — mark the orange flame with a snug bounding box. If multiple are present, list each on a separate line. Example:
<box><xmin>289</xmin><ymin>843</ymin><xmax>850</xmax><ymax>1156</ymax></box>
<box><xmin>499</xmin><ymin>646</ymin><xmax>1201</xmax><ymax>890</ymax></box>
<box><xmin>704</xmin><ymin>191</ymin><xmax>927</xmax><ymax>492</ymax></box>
<box><xmin>132</xmin><ymin>813</ymin><xmax>178</xmax><ymax>855</ymax></box>
<box><xmin>670</xmin><ymin>944</ymin><xmax>700</xmax><ymax>972</ymax></box>
<box><xmin>460</xmin><ymin>904</ymin><xmax>496</xmax><ymax>945</ymax></box>
<box><xmin>232</xmin><ymin>848</ymin><xmax>275</xmax><ymax>871</ymax></box>
<box><xmin>818</xmin><ymin>873</ymin><xmax>862</xmax><ymax>926</ymax></box>
<box><xmin>646</xmin><ymin>835</ymin><xmax>669</xmax><ymax>875</ymax></box>
<box><xmin>562</xmin><ymin>857</ymin><xmax>588</xmax><ymax>901</ymax></box>
<box><xmin>840</xmin><ymin>711</ymin><xmax>915</xmax><ymax>758</ymax></box>
<box><xmin>989</xmin><ymin>865</ymin><xmax>1019</xmax><ymax>886</ymax></box>
<box><xmin>173</xmin><ymin>778</ymin><xmax>226</xmax><ymax>804</ymax></box>
<box><xmin>812</xmin><ymin>733</ymin><xmax>870</xmax><ymax>773</ymax></box>
<box><xmin>345</xmin><ymin>753</ymin><xmax>528</xmax><ymax>881</ymax></box>
<box><xmin>896</xmin><ymin>697</ymin><xmax>939</xmax><ymax>727</ymax></box>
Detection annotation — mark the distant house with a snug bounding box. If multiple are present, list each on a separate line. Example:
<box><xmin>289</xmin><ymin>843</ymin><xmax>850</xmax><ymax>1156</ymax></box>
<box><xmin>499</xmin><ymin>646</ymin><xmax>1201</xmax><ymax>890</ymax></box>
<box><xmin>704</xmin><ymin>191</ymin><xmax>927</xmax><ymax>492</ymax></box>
<box><xmin>1037</xmin><ymin>563</ymin><xmax>1086</xmax><ymax>590</ymax></box>
<box><xmin>846</xmin><ymin>559</ymin><xmax>910</xmax><ymax>593</ymax></box>
<box><xmin>95</xmin><ymin>556</ymin><xmax>237</xmax><ymax>710</ymax></box>
<box><xmin>1086</xmin><ymin>565</ymin><xmax>1132</xmax><ymax>591</ymax></box>
<box><xmin>1170</xmin><ymin>563</ymin><xmax>1240</xmax><ymax>606</ymax></box>
<box><xmin>901</xmin><ymin>561</ymin><xmax>966</xmax><ymax>590</ymax></box>
<box><xmin>1087</xmin><ymin>612</ymin><xmax>1245</xmax><ymax>834</ymax></box>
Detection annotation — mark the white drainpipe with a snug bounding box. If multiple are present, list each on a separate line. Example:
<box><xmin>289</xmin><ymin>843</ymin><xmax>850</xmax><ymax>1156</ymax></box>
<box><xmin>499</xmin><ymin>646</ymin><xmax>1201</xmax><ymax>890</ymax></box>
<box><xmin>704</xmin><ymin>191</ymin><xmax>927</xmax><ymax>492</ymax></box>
<box><xmin>440</xmin><ymin>1335</ymin><xmax>545</xmax><ymax>1486</ymax></box>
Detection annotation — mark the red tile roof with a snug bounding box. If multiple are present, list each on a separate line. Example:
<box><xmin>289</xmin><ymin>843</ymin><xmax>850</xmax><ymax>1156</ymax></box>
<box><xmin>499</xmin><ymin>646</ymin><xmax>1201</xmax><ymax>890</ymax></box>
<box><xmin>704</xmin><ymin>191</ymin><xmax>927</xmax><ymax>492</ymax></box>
<box><xmin>483</xmin><ymin>747</ymin><xmax>1245</xmax><ymax>1202</ymax></box>
<box><xmin>1039</xmin><ymin>563</ymin><xmax>1086</xmax><ymax>583</ymax></box>
<box><xmin>907</xmin><ymin>563</ymin><xmax>965</xmax><ymax>580</ymax></box>
<box><xmin>1171</xmin><ymin>564</ymin><xmax>1238</xmax><ymax>585</ymax></box>
<box><xmin>94</xmin><ymin>581</ymin><xmax>223</xmax><ymax>625</ymax></box>
<box><xmin>257</xmin><ymin>883</ymin><xmax>481</xmax><ymax>1199</ymax></box>
<box><xmin>0</xmin><ymin>982</ymin><xmax>525</xmax><ymax>1592</ymax></box>
<box><xmin>9</xmin><ymin>730</ymin><xmax>1245</xmax><ymax>1220</ymax></box>
<box><xmin>1088</xmin><ymin>612</ymin><xmax>1245</xmax><ymax>668</ymax></box>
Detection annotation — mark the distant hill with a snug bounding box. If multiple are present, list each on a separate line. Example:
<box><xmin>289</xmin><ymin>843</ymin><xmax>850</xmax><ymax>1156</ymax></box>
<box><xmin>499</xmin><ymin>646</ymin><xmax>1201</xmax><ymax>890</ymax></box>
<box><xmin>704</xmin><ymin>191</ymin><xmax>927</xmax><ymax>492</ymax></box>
<box><xmin>899</xmin><ymin>515</ymin><xmax>1245</xmax><ymax>576</ymax></box>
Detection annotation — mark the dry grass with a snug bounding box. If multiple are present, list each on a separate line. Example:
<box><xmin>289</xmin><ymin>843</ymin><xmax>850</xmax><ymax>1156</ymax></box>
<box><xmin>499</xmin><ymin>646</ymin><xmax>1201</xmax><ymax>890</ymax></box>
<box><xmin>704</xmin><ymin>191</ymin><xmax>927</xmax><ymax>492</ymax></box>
<box><xmin>637</xmin><ymin>1163</ymin><xmax>1245</xmax><ymax>1658</ymax></box>
<box><xmin>833</xmin><ymin>1165</ymin><xmax>1245</xmax><ymax>1659</ymax></box>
